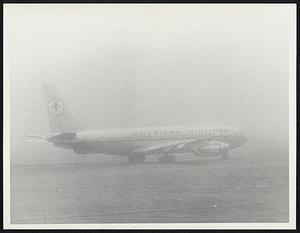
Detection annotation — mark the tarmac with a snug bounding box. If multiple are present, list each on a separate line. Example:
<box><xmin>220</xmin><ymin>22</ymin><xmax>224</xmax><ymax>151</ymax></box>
<box><xmin>10</xmin><ymin>152</ymin><xmax>289</xmax><ymax>224</ymax></box>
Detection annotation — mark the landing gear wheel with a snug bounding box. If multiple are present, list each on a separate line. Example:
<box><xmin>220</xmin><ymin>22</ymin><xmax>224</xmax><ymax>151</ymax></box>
<box><xmin>158</xmin><ymin>155</ymin><xmax>175</xmax><ymax>163</ymax></box>
<box><xmin>128</xmin><ymin>156</ymin><xmax>145</xmax><ymax>164</ymax></box>
<box><xmin>222</xmin><ymin>153</ymin><xmax>229</xmax><ymax>160</ymax></box>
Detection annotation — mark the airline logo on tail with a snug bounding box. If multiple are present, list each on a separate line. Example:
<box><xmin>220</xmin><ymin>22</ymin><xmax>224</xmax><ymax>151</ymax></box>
<box><xmin>48</xmin><ymin>98</ymin><xmax>64</xmax><ymax>116</ymax></box>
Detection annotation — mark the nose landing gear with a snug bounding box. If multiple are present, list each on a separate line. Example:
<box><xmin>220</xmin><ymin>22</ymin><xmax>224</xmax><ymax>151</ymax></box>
<box><xmin>128</xmin><ymin>155</ymin><xmax>146</xmax><ymax>164</ymax></box>
<box><xmin>158</xmin><ymin>155</ymin><xmax>176</xmax><ymax>163</ymax></box>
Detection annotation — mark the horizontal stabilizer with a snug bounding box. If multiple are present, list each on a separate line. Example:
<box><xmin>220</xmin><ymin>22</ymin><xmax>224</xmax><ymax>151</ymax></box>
<box><xmin>25</xmin><ymin>139</ymin><xmax>50</xmax><ymax>144</ymax></box>
<box><xmin>19</xmin><ymin>134</ymin><xmax>50</xmax><ymax>143</ymax></box>
<box><xmin>20</xmin><ymin>134</ymin><xmax>47</xmax><ymax>140</ymax></box>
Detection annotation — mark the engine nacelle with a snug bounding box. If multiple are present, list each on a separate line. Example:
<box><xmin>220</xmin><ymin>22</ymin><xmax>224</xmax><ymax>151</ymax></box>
<box><xmin>193</xmin><ymin>141</ymin><xmax>230</xmax><ymax>156</ymax></box>
<box><xmin>73</xmin><ymin>149</ymin><xmax>96</xmax><ymax>154</ymax></box>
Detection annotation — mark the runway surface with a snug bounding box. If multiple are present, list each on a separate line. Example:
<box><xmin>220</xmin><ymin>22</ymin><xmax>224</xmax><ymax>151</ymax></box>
<box><xmin>11</xmin><ymin>153</ymin><xmax>289</xmax><ymax>224</ymax></box>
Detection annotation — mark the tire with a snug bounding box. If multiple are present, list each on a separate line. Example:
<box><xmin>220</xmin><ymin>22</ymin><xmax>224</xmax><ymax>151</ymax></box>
<box><xmin>158</xmin><ymin>155</ymin><xmax>175</xmax><ymax>163</ymax></box>
<box><xmin>222</xmin><ymin>153</ymin><xmax>229</xmax><ymax>160</ymax></box>
<box><xmin>128</xmin><ymin>156</ymin><xmax>145</xmax><ymax>164</ymax></box>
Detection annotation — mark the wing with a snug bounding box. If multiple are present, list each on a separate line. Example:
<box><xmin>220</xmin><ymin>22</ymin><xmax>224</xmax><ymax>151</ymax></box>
<box><xmin>133</xmin><ymin>138</ymin><xmax>211</xmax><ymax>155</ymax></box>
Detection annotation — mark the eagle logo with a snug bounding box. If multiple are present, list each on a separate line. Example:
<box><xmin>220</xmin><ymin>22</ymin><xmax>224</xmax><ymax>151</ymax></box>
<box><xmin>48</xmin><ymin>98</ymin><xmax>64</xmax><ymax>116</ymax></box>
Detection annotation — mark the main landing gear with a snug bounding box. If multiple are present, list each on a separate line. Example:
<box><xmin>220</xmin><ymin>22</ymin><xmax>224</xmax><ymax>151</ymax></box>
<box><xmin>128</xmin><ymin>155</ymin><xmax>145</xmax><ymax>164</ymax></box>
<box><xmin>158</xmin><ymin>155</ymin><xmax>176</xmax><ymax>163</ymax></box>
<box><xmin>222</xmin><ymin>153</ymin><xmax>229</xmax><ymax>160</ymax></box>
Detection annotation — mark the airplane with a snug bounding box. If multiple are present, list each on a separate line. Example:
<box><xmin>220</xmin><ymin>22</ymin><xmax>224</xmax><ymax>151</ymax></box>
<box><xmin>23</xmin><ymin>84</ymin><xmax>248</xmax><ymax>163</ymax></box>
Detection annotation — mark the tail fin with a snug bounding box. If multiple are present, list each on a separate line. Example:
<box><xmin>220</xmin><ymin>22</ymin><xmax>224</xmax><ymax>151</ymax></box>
<box><xmin>43</xmin><ymin>83</ymin><xmax>77</xmax><ymax>134</ymax></box>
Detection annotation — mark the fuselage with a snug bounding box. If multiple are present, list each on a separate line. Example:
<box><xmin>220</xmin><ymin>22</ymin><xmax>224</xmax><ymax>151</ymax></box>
<box><xmin>51</xmin><ymin>125</ymin><xmax>248</xmax><ymax>156</ymax></box>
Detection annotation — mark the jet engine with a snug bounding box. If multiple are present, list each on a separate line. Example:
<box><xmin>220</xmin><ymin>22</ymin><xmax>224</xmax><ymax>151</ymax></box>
<box><xmin>73</xmin><ymin>148</ymin><xmax>96</xmax><ymax>154</ymax></box>
<box><xmin>192</xmin><ymin>141</ymin><xmax>230</xmax><ymax>156</ymax></box>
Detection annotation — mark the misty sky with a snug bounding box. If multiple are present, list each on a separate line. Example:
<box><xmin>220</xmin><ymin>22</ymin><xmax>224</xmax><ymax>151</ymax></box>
<box><xmin>5</xmin><ymin>4</ymin><xmax>293</xmax><ymax>164</ymax></box>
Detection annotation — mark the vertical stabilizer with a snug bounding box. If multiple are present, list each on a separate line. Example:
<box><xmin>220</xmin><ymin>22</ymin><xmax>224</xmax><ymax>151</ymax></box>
<box><xmin>43</xmin><ymin>83</ymin><xmax>77</xmax><ymax>134</ymax></box>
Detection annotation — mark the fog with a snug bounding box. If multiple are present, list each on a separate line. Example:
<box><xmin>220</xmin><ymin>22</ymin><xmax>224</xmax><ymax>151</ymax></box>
<box><xmin>6</xmin><ymin>4</ymin><xmax>290</xmax><ymax>165</ymax></box>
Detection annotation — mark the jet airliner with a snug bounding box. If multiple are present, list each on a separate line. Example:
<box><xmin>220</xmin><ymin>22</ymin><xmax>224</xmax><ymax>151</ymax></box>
<box><xmin>24</xmin><ymin>84</ymin><xmax>248</xmax><ymax>163</ymax></box>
